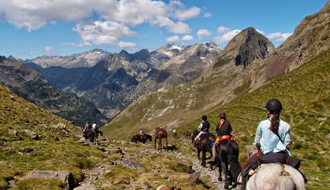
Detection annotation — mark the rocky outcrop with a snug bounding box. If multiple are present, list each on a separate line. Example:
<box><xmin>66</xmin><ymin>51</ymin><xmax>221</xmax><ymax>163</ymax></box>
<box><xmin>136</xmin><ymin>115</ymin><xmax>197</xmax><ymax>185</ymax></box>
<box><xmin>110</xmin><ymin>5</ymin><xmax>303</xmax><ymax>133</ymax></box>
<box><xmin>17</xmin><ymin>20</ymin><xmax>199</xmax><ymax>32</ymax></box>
<box><xmin>21</xmin><ymin>170</ymin><xmax>74</xmax><ymax>189</ymax></box>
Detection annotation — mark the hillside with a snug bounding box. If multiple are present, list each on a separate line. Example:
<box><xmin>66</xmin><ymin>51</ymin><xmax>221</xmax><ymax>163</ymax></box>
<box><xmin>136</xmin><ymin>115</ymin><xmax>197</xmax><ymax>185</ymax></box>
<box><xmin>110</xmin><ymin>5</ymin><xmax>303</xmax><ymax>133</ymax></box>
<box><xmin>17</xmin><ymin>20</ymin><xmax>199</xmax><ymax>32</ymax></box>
<box><xmin>0</xmin><ymin>56</ymin><xmax>109</xmax><ymax>126</ymax></box>
<box><xmin>181</xmin><ymin>48</ymin><xmax>330</xmax><ymax>190</ymax></box>
<box><xmin>0</xmin><ymin>84</ymin><xmax>229</xmax><ymax>190</ymax></box>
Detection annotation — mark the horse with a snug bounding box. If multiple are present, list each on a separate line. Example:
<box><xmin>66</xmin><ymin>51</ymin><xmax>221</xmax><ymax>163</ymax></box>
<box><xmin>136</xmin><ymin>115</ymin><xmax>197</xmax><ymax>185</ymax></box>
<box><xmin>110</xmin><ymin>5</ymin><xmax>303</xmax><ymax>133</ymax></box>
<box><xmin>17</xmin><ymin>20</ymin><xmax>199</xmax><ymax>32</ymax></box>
<box><xmin>183</xmin><ymin>130</ymin><xmax>191</xmax><ymax>139</ymax></box>
<box><xmin>131</xmin><ymin>134</ymin><xmax>152</xmax><ymax>144</ymax></box>
<box><xmin>244</xmin><ymin>145</ymin><xmax>306</xmax><ymax>190</ymax></box>
<box><xmin>246</xmin><ymin>163</ymin><xmax>306</xmax><ymax>190</ymax></box>
<box><xmin>83</xmin><ymin>129</ymin><xmax>95</xmax><ymax>143</ymax></box>
<box><xmin>191</xmin><ymin>129</ymin><xmax>198</xmax><ymax>144</ymax></box>
<box><xmin>215</xmin><ymin>139</ymin><xmax>241</xmax><ymax>189</ymax></box>
<box><xmin>154</xmin><ymin>127</ymin><xmax>168</xmax><ymax>150</ymax></box>
<box><xmin>192</xmin><ymin>131</ymin><xmax>216</xmax><ymax>167</ymax></box>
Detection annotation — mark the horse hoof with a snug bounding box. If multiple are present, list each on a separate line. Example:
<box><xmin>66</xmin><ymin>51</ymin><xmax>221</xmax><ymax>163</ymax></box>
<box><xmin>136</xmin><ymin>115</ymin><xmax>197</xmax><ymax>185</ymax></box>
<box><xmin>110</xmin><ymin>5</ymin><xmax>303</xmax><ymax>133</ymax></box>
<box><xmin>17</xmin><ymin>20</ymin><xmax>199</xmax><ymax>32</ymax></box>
<box><xmin>218</xmin><ymin>177</ymin><xmax>222</xmax><ymax>181</ymax></box>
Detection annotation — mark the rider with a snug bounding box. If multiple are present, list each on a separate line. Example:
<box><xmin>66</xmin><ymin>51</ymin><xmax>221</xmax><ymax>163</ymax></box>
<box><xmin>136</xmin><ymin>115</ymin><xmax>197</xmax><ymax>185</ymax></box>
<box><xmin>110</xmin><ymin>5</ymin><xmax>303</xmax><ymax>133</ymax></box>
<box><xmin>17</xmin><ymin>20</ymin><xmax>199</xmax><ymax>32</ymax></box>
<box><xmin>240</xmin><ymin>99</ymin><xmax>293</xmax><ymax>190</ymax></box>
<box><xmin>92</xmin><ymin>121</ymin><xmax>98</xmax><ymax>134</ymax></box>
<box><xmin>194</xmin><ymin>115</ymin><xmax>210</xmax><ymax>142</ymax></box>
<box><xmin>210</xmin><ymin>112</ymin><xmax>233</xmax><ymax>162</ymax></box>
<box><xmin>83</xmin><ymin>121</ymin><xmax>91</xmax><ymax>133</ymax></box>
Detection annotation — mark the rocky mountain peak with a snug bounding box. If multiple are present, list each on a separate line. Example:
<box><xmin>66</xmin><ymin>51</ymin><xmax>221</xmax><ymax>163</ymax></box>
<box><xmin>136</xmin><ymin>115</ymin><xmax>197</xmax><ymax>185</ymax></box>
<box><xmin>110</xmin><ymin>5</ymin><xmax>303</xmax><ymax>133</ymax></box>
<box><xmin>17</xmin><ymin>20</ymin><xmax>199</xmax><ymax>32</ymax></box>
<box><xmin>219</xmin><ymin>27</ymin><xmax>274</xmax><ymax>68</ymax></box>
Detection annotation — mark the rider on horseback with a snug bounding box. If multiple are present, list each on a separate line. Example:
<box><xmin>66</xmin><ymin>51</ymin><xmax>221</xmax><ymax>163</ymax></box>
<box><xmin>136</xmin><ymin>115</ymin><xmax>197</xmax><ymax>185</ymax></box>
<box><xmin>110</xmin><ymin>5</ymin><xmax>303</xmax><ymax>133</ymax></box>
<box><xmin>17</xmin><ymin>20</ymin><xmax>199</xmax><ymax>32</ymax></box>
<box><xmin>194</xmin><ymin>115</ymin><xmax>210</xmax><ymax>143</ymax></box>
<box><xmin>139</xmin><ymin>127</ymin><xmax>146</xmax><ymax>140</ymax></box>
<box><xmin>240</xmin><ymin>99</ymin><xmax>300</xmax><ymax>190</ymax></box>
<box><xmin>83</xmin><ymin>121</ymin><xmax>91</xmax><ymax>133</ymax></box>
<box><xmin>210</xmin><ymin>112</ymin><xmax>233</xmax><ymax>162</ymax></box>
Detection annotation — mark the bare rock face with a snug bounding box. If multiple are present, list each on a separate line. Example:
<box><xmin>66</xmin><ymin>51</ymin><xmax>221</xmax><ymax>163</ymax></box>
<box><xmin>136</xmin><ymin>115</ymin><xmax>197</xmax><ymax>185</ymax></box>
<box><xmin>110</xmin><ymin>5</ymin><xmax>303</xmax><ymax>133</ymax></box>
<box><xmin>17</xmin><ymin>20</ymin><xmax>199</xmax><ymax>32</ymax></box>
<box><xmin>116</xmin><ymin>158</ymin><xmax>146</xmax><ymax>170</ymax></box>
<box><xmin>25</xmin><ymin>129</ymin><xmax>39</xmax><ymax>140</ymax></box>
<box><xmin>21</xmin><ymin>170</ymin><xmax>74</xmax><ymax>189</ymax></box>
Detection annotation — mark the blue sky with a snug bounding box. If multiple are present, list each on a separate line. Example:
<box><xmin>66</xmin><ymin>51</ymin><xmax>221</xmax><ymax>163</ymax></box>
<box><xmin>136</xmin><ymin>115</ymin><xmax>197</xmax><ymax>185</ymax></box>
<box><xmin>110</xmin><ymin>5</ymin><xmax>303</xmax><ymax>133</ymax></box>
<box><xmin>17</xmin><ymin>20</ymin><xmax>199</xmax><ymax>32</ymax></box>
<box><xmin>0</xmin><ymin>0</ymin><xmax>327</xmax><ymax>60</ymax></box>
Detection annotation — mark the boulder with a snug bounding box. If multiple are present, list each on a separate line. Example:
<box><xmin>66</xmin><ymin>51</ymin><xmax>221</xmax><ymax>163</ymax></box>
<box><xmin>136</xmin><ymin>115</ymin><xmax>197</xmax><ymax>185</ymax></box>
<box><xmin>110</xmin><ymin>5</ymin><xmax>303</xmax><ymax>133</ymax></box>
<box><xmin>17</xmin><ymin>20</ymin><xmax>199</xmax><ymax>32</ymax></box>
<box><xmin>24</xmin><ymin>129</ymin><xmax>39</xmax><ymax>140</ymax></box>
<box><xmin>117</xmin><ymin>158</ymin><xmax>146</xmax><ymax>170</ymax></box>
<box><xmin>21</xmin><ymin>170</ymin><xmax>74</xmax><ymax>189</ymax></box>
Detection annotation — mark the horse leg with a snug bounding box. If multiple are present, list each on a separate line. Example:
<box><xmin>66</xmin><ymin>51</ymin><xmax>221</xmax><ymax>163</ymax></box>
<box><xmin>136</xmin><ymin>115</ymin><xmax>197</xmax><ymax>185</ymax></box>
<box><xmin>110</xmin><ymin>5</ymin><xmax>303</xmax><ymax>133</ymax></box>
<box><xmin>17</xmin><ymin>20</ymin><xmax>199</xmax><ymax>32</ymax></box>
<box><xmin>159</xmin><ymin>139</ymin><xmax>162</xmax><ymax>150</ymax></box>
<box><xmin>197</xmin><ymin>147</ymin><xmax>201</xmax><ymax>160</ymax></box>
<box><xmin>222</xmin><ymin>162</ymin><xmax>230</xmax><ymax>189</ymax></box>
<box><xmin>217</xmin><ymin>159</ymin><xmax>223</xmax><ymax>181</ymax></box>
<box><xmin>202</xmin><ymin>149</ymin><xmax>207</xmax><ymax>167</ymax></box>
<box><xmin>165</xmin><ymin>138</ymin><xmax>168</xmax><ymax>151</ymax></box>
<box><xmin>154</xmin><ymin>138</ymin><xmax>157</xmax><ymax>149</ymax></box>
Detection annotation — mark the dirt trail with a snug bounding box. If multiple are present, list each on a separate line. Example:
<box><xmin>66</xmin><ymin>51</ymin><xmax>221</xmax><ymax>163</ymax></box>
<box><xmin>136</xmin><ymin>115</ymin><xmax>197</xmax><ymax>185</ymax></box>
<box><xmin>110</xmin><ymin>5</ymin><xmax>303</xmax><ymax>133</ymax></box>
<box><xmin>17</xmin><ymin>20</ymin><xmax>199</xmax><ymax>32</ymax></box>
<box><xmin>76</xmin><ymin>140</ymin><xmax>241</xmax><ymax>190</ymax></box>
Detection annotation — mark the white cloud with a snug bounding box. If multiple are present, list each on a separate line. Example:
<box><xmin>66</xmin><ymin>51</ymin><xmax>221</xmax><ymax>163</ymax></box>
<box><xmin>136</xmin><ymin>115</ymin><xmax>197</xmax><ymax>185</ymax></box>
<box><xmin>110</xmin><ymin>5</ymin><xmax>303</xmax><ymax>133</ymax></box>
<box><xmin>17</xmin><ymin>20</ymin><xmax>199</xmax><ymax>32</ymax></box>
<box><xmin>214</xmin><ymin>26</ymin><xmax>241</xmax><ymax>44</ymax></box>
<box><xmin>166</xmin><ymin>35</ymin><xmax>180</xmax><ymax>42</ymax></box>
<box><xmin>182</xmin><ymin>35</ymin><xmax>193</xmax><ymax>41</ymax></box>
<box><xmin>44</xmin><ymin>47</ymin><xmax>53</xmax><ymax>52</ymax></box>
<box><xmin>203</xmin><ymin>12</ymin><xmax>212</xmax><ymax>18</ymax></box>
<box><xmin>256</xmin><ymin>29</ymin><xmax>265</xmax><ymax>36</ymax></box>
<box><xmin>73</xmin><ymin>21</ymin><xmax>137</xmax><ymax>45</ymax></box>
<box><xmin>267</xmin><ymin>32</ymin><xmax>292</xmax><ymax>43</ymax></box>
<box><xmin>151</xmin><ymin>16</ymin><xmax>192</xmax><ymax>34</ymax></box>
<box><xmin>174</xmin><ymin>6</ymin><xmax>201</xmax><ymax>21</ymax></box>
<box><xmin>118</xmin><ymin>41</ymin><xmax>138</xmax><ymax>50</ymax></box>
<box><xmin>0</xmin><ymin>0</ymin><xmax>198</xmax><ymax>33</ymax></box>
<box><xmin>197</xmin><ymin>29</ymin><xmax>211</xmax><ymax>41</ymax></box>
<box><xmin>217</xmin><ymin>26</ymin><xmax>230</xmax><ymax>35</ymax></box>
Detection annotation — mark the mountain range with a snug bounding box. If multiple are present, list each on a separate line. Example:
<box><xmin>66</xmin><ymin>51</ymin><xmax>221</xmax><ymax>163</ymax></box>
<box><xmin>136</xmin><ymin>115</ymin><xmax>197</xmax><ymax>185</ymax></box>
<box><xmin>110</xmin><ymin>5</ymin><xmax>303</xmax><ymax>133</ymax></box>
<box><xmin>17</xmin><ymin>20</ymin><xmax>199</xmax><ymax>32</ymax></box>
<box><xmin>0</xmin><ymin>56</ymin><xmax>109</xmax><ymax>126</ymax></box>
<box><xmin>24</xmin><ymin>42</ymin><xmax>223</xmax><ymax>119</ymax></box>
<box><xmin>103</xmin><ymin>0</ymin><xmax>330</xmax><ymax>140</ymax></box>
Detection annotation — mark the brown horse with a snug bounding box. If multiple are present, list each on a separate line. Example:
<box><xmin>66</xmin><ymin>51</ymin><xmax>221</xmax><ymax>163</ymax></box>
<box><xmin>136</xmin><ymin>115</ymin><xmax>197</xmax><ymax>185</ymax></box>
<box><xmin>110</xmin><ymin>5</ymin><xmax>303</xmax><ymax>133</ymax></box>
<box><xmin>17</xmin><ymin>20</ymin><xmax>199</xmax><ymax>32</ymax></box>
<box><xmin>183</xmin><ymin>130</ymin><xmax>191</xmax><ymax>139</ymax></box>
<box><xmin>154</xmin><ymin>127</ymin><xmax>168</xmax><ymax>150</ymax></box>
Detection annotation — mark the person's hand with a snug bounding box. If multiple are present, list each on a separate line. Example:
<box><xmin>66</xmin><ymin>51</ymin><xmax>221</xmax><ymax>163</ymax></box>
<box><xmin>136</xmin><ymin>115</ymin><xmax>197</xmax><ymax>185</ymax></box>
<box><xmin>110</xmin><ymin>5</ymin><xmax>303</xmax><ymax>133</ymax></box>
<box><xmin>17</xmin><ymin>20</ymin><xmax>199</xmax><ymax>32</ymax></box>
<box><xmin>286</xmin><ymin>144</ymin><xmax>291</xmax><ymax>149</ymax></box>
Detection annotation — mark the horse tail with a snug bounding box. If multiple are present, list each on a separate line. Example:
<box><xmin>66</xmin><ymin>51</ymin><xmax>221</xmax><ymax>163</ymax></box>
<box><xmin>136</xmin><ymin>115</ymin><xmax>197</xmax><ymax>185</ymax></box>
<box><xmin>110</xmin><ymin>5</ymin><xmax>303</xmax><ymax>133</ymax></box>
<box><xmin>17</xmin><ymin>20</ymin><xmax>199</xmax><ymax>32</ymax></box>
<box><xmin>228</xmin><ymin>141</ymin><xmax>241</xmax><ymax>181</ymax></box>
<box><xmin>275</xmin><ymin>172</ymin><xmax>296</xmax><ymax>190</ymax></box>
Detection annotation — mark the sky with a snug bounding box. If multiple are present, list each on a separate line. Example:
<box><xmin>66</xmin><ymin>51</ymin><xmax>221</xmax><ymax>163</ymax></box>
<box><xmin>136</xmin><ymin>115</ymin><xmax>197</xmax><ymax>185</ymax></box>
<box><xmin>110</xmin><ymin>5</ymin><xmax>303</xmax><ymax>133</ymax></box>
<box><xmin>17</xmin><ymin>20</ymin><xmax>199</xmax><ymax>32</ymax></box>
<box><xmin>0</xmin><ymin>0</ymin><xmax>328</xmax><ymax>60</ymax></box>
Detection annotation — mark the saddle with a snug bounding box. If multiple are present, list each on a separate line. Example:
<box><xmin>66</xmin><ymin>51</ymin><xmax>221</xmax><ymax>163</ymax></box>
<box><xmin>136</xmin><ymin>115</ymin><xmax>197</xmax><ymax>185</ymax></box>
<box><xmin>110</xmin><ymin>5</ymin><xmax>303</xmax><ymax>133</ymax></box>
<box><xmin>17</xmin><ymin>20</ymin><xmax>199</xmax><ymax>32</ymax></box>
<box><xmin>215</xmin><ymin>135</ymin><xmax>236</xmax><ymax>143</ymax></box>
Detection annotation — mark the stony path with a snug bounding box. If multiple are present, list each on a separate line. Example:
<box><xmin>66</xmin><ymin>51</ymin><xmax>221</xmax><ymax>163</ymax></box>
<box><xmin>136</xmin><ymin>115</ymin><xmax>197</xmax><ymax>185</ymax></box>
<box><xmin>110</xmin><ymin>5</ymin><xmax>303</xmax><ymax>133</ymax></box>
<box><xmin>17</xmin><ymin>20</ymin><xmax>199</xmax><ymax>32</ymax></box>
<box><xmin>76</xmin><ymin>140</ymin><xmax>241</xmax><ymax>190</ymax></box>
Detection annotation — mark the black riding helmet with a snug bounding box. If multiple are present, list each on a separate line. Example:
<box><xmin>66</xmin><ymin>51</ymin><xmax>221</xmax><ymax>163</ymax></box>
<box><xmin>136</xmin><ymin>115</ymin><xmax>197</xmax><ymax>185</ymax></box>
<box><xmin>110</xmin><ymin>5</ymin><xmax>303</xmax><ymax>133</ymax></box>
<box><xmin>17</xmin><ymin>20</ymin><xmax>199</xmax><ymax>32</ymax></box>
<box><xmin>265</xmin><ymin>99</ymin><xmax>282</xmax><ymax>113</ymax></box>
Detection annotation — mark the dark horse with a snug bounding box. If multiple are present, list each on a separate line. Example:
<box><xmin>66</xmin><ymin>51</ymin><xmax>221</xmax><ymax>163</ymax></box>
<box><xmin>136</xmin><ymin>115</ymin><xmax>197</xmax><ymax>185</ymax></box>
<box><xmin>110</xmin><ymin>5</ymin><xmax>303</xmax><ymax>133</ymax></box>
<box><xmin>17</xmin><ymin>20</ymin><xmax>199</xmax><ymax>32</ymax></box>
<box><xmin>131</xmin><ymin>134</ymin><xmax>152</xmax><ymax>144</ymax></box>
<box><xmin>83</xmin><ymin>129</ymin><xmax>95</xmax><ymax>143</ymax></box>
<box><xmin>154</xmin><ymin>127</ymin><xmax>168</xmax><ymax>150</ymax></box>
<box><xmin>193</xmin><ymin>132</ymin><xmax>216</xmax><ymax>167</ymax></box>
<box><xmin>215</xmin><ymin>139</ymin><xmax>241</xmax><ymax>189</ymax></box>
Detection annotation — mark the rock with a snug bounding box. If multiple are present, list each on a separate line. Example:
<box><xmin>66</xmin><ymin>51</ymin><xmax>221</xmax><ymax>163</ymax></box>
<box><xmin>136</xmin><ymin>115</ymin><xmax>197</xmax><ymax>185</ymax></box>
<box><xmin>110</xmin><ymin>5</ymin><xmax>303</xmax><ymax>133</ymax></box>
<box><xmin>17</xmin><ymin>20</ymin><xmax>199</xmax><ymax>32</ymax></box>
<box><xmin>58</xmin><ymin>123</ymin><xmax>66</xmax><ymax>130</ymax></box>
<box><xmin>73</xmin><ymin>183</ymin><xmax>96</xmax><ymax>190</ymax></box>
<box><xmin>113</xmin><ymin>178</ymin><xmax>122</xmax><ymax>184</ymax></box>
<box><xmin>326</xmin><ymin>133</ymin><xmax>330</xmax><ymax>139</ymax></box>
<box><xmin>8</xmin><ymin>130</ymin><xmax>18</xmax><ymax>136</ymax></box>
<box><xmin>157</xmin><ymin>184</ymin><xmax>181</xmax><ymax>190</ymax></box>
<box><xmin>187</xmin><ymin>171</ymin><xmax>200</xmax><ymax>182</ymax></box>
<box><xmin>117</xmin><ymin>158</ymin><xmax>146</xmax><ymax>170</ymax></box>
<box><xmin>21</xmin><ymin>170</ymin><xmax>74</xmax><ymax>189</ymax></box>
<box><xmin>246</xmin><ymin>145</ymin><xmax>258</xmax><ymax>158</ymax></box>
<box><xmin>24</xmin><ymin>129</ymin><xmax>39</xmax><ymax>140</ymax></box>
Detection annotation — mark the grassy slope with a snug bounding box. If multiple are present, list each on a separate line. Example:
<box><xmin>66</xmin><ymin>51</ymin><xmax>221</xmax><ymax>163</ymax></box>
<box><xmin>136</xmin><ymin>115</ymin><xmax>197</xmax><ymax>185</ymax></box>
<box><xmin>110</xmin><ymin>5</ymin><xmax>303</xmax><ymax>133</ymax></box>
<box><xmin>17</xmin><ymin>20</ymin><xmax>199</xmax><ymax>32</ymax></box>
<box><xmin>0</xmin><ymin>85</ymin><xmax>214</xmax><ymax>190</ymax></box>
<box><xmin>180</xmin><ymin>48</ymin><xmax>330</xmax><ymax>189</ymax></box>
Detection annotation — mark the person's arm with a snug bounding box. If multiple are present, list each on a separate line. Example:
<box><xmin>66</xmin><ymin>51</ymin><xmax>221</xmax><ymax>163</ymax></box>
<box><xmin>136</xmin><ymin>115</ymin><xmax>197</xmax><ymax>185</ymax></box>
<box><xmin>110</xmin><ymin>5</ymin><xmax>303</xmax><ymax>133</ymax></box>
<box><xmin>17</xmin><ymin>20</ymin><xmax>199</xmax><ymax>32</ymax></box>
<box><xmin>254</xmin><ymin>122</ymin><xmax>263</xmax><ymax>146</ymax></box>
<box><xmin>215</xmin><ymin>122</ymin><xmax>220</xmax><ymax>132</ymax></box>
<box><xmin>284</xmin><ymin>125</ymin><xmax>292</xmax><ymax>148</ymax></box>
